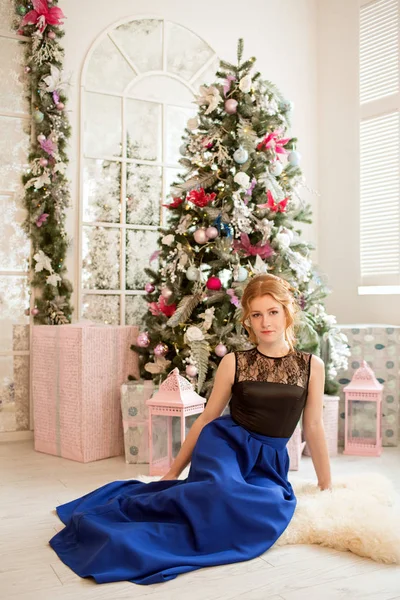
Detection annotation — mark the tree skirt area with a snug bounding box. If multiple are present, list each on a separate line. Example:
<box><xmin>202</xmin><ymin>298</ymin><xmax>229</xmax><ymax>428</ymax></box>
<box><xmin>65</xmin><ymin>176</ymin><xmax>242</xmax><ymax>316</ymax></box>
<box><xmin>135</xmin><ymin>472</ymin><xmax>400</xmax><ymax>565</ymax></box>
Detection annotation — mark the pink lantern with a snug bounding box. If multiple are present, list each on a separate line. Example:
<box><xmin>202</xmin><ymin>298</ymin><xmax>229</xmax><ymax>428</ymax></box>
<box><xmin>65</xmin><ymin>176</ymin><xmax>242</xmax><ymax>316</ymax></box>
<box><xmin>343</xmin><ymin>360</ymin><xmax>383</xmax><ymax>456</ymax></box>
<box><xmin>146</xmin><ymin>368</ymin><xmax>206</xmax><ymax>476</ymax></box>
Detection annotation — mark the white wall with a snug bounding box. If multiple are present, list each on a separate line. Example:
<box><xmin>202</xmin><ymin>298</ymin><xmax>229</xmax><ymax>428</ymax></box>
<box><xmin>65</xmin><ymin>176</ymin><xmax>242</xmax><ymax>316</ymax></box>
<box><xmin>62</xmin><ymin>0</ymin><xmax>319</xmax><ymax>321</ymax></box>
<box><xmin>317</xmin><ymin>0</ymin><xmax>400</xmax><ymax>325</ymax></box>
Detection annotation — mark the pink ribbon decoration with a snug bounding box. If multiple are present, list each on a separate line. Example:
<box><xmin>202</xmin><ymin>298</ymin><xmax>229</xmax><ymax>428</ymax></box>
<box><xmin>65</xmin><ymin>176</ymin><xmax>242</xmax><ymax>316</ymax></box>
<box><xmin>233</xmin><ymin>233</ymin><xmax>274</xmax><ymax>259</ymax></box>
<box><xmin>20</xmin><ymin>0</ymin><xmax>65</xmax><ymax>34</ymax></box>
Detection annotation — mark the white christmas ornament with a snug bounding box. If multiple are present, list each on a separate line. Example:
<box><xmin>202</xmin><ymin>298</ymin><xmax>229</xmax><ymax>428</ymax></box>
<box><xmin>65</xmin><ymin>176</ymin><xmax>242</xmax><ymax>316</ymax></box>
<box><xmin>233</xmin><ymin>147</ymin><xmax>249</xmax><ymax>164</ymax></box>
<box><xmin>179</xmin><ymin>144</ymin><xmax>188</xmax><ymax>156</ymax></box>
<box><xmin>235</xmin><ymin>266</ymin><xmax>248</xmax><ymax>282</ymax></box>
<box><xmin>270</xmin><ymin>161</ymin><xmax>283</xmax><ymax>176</ymax></box>
<box><xmin>186</xmin><ymin>266</ymin><xmax>200</xmax><ymax>281</ymax></box>
<box><xmin>288</xmin><ymin>151</ymin><xmax>301</xmax><ymax>166</ymax></box>
<box><xmin>234</xmin><ymin>172</ymin><xmax>251</xmax><ymax>188</ymax></box>
<box><xmin>239</xmin><ymin>75</ymin><xmax>252</xmax><ymax>93</ymax></box>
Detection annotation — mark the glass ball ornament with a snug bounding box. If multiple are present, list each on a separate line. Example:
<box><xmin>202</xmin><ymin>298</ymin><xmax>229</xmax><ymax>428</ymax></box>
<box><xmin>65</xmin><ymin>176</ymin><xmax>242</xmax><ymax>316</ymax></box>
<box><xmin>206</xmin><ymin>276</ymin><xmax>222</xmax><ymax>291</ymax></box>
<box><xmin>33</xmin><ymin>110</ymin><xmax>44</xmax><ymax>124</ymax></box>
<box><xmin>193</xmin><ymin>228</ymin><xmax>208</xmax><ymax>244</ymax></box>
<box><xmin>136</xmin><ymin>332</ymin><xmax>150</xmax><ymax>348</ymax></box>
<box><xmin>31</xmin><ymin>307</ymin><xmax>39</xmax><ymax>316</ymax></box>
<box><xmin>186</xmin><ymin>364</ymin><xmax>198</xmax><ymax>377</ymax></box>
<box><xmin>215</xmin><ymin>343</ymin><xmax>228</xmax><ymax>357</ymax></box>
<box><xmin>24</xmin><ymin>66</ymin><xmax>31</xmax><ymax>74</ymax></box>
<box><xmin>47</xmin><ymin>31</ymin><xmax>56</xmax><ymax>40</ymax></box>
<box><xmin>186</xmin><ymin>266</ymin><xmax>200</xmax><ymax>281</ymax></box>
<box><xmin>56</xmin><ymin>102</ymin><xmax>65</xmax><ymax>111</ymax></box>
<box><xmin>205</xmin><ymin>226</ymin><xmax>218</xmax><ymax>240</ymax></box>
<box><xmin>39</xmin><ymin>158</ymin><xmax>48</xmax><ymax>167</ymax></box>
<box><xmin>161</xmin><ymin>287</ymin><xmax>173</xmax><ymax>300</ymax></box>
<box><xmin>235</xmin><ymin>266</ymin><xmax>248</xmax><ymax>282</ymax></box>
<box><xmin>154</xmin><ymin>342</ymin><xmax>168</xmax><ymax>357</ymax></box>
<box><xmin>37</xmin><ymin>134</ymin><xmax>46</xmax><ymax>142</ymax></box>
<box><xmin>270</xmin><ymin>161</ymin><xmax>283</xmax><ymax>176</ymax></box>
<box><xmin>145</xmin><ymin>282</ymin><xmax>155</xmax><ymax>293</ymax></box>
<box><xmin>179</xmin><ymin>144</ymin><xmax>188</xmax><ymax>156</ymax></box>
<box><xmin>288</xmin><ymin>151</ymin><xmax>301</xmax><ymax>166</ymax></box>
<box><xmin>17</xmin><ymin>5</ymin><xmax>27</xmax><ymax>16</ymax></box>
<box><xmin>233</xmin><ymin>147</ymin><xmax>249</xmax><ymax>164</ymax></box>
<box><xmin>225</xmin><ymin>99</ymin><xmax>238</xmax><ymax>114</ymax></box>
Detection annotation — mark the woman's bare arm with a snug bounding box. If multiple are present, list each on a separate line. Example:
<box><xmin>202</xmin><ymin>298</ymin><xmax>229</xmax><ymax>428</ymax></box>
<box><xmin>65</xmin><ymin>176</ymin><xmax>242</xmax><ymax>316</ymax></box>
<box><xmin>161</xmin><ymin>352</ymin><xmax>236</xmax><ymax>479</ymax></box>
<box><xmin>302</xmin><ymin>354</ymin><xmax>332</xmax><ymax>490</ymax></box>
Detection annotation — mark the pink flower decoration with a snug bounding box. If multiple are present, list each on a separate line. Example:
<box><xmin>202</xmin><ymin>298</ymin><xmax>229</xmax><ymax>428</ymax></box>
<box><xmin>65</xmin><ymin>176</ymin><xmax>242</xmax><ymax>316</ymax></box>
<box><xmin>36</xmin><ymin>213</ymin><xmax>49</xmax><ymax>227</ymax></box>
<box><xmin>257</xmin><ymin>130</ymin><xmax>291</xmax><ymax>155</ymax></box>
<box><xmin>39</xmin><ymin>136</ymin><xmax>57</xmax><ymax>157</ymax></box>
<box><xmin>227</xmin><ymin>288</ymin><xmax>240</xmax><ymax>308</ymax></box>
<box><xmin>233</xmin><ymin>233</ymin><xmax>274</xmax><ymax>259</ymax></box>
<box><xmin>52</xmin><ymin>90</ymin><xmax>60</xmax><ymax>104</ymax></box>
<box><xmin>20</xmin><ymin>0</ymin><xmax>65</xmax><ymax>34</ymax></box>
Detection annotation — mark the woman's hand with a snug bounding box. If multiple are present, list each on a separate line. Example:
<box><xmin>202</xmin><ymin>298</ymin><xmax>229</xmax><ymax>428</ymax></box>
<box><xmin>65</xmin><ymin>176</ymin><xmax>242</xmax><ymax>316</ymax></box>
<box><xmin>160</xmin><ymin>470</ymin><xmax>179</xmax><ymax>481</ymax></box>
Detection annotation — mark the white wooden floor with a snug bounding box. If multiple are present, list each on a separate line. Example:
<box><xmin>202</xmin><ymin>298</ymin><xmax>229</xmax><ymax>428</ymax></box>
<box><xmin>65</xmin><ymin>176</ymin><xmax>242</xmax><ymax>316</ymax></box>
<box><xmin>1</xmin><ymin>440</ymin><xmax>400</xmax><ymax>600</ymax></box>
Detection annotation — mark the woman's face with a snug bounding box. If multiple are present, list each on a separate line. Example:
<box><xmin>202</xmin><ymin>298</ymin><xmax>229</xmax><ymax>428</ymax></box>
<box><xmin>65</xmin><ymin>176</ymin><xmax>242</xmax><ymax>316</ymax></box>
<box><xmin>248</xmin><ymin>294</ymin><xmax>287</xmax><ymax>344</ymax></box>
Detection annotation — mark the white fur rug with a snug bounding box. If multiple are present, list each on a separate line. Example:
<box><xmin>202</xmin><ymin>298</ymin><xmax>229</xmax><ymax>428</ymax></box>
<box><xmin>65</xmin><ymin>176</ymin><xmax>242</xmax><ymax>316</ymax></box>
<box><xmin>136</xmin><ymin>472</ymin><xmax>400</xmax><ymax>564</ymax></box>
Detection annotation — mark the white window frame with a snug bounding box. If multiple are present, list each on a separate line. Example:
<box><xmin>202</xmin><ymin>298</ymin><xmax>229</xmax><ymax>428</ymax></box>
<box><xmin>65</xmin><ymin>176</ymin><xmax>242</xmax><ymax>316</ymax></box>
<box><xmin>358</xmin><ymin>0</ymin><xmax>400</xmax><ymax>295</ymax></box>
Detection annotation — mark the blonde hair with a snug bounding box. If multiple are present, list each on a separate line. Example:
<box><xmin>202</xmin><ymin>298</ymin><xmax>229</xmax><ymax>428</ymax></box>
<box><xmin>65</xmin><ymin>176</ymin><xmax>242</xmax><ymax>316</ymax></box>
<box><xmin>240</xmin><ymin>274</ymin><xmax>300</xmax><ymax>351</ymax></box>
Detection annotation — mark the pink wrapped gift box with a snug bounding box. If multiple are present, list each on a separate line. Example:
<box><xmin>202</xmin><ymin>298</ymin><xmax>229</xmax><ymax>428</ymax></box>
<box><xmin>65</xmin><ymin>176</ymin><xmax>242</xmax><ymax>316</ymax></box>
<box><xmin>32</xmin><ymin>324</ymin><xmax>139</xmax><ymax>462</ymax></box>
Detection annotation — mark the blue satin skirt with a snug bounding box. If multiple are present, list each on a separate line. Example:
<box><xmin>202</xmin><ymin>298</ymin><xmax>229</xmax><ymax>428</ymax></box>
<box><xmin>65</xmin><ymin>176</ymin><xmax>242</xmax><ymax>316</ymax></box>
<box><xmin>49</xmin><ymin>415</ymin><xmax>296</xmax><ymax>585</ymax></box>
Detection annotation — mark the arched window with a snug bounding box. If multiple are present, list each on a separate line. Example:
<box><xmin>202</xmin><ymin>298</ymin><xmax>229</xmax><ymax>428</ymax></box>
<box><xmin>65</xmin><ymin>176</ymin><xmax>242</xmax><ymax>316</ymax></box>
<box><xmin>0</xmin><ymin>6</ymin><xmax>30</xmax><ymax>435</ymax></box>
<box><xmin>79</xmin><ymin>17</ymin><xmax>218</xmax><ymax>325</ymax></box>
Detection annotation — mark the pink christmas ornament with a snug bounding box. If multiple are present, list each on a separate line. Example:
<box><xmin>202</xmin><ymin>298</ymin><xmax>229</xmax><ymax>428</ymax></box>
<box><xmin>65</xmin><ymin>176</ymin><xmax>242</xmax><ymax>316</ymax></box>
<box><xmin>193</xmin><ymin>228</ymin><xmax>208</xmax><ymax>244</ymax></box>
<box><xmin>225</xmin><ymin>99</ymin><xmax>238</xmax><ymax>114</ymax></box>
<box><xmin>205</xmin><ymin>226</ymin><xmax>219</xmax><ymax>240</ymax></box>
<box><xmin>24</xmin><ymin>308</ymin><xmax>30</xmax><ymax>316</ymax></box>
<box><xmin>24</xmin><ymin>66</ymin><xmax>31</xmax><ymax>74</ymax></box>
<box><xmin>186</xmin><ymin>364</ymin><xmax>198</xmax><ymax>377</ymax></box>
<box><xmin>39</xmin><ymin>157</ymin><xmax>48</xmax><ymax>167</ymax></box>
<box><xmin>215</xmin><ymin>343</ymin><xmax>228</xmax><ymax>357</ymax></box>
<box><xmin>161</xmin><ymin>287</ymin><xmax>173</xmax><ymax>299</ymax></box>
<box><xmin>47</xmin><ymin>31</ymin><xmax>56</xmax><ymax>39</ymax></box>
<box><xmin>31</xmin><ymin>307</ymin><xmax>39</xmax><ymax>316</ymax></box>
<box><xmin>37</xmin><ymin>134</ymin><xmax>46</xmax><ymax>142</ymax></box>
<box><xmin>145</xmin><ymin>282</ymin><xmax>155</xmax><ymax>293</ymax></box>
<box><xmin>56</xmin><ymin>102</ymin><xmax>64</xmax><ymax>111</ymax></box>
<box><xmin>154</xmin><ymin>342</ymin><xmax>168</xmax><ymax>357</ymax></box>
<box><xmin>136</xmin><ymin>332</ymin><xmax>150</xmax><ymax>348</ymax></box>
<box><xmin>206</xmin><ymin>276</ymin><xmax>222</xmax><ymax>291</ymax></box>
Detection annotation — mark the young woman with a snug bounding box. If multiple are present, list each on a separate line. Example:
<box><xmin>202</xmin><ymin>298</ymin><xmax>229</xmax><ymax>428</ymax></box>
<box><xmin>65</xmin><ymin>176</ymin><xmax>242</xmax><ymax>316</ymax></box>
<box><xmin>49</xmin><ymin>273</ymin><xmax>331</xmax><ymax>585</ymax></box>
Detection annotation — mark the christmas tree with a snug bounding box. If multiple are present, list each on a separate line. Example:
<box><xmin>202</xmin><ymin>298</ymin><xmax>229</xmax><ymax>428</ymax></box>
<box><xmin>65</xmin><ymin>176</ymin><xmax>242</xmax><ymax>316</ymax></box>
<box><xmin>133</xmin><ymin>40</ymin><xmax>349</xmax><ymax>397</ymax></box>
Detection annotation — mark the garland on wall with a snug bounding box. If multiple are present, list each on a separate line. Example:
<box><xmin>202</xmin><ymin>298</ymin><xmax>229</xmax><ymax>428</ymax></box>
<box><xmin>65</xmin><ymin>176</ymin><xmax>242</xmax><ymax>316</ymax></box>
<box><xmin>14</xmin><ymin>0</ymin><xmax>73</xmax><ymax>324</ymax></box>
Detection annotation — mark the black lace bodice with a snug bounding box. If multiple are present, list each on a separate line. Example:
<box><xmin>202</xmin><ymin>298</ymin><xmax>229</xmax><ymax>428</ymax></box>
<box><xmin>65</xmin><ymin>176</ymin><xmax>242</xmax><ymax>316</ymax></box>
<box><xmin>230</xmin><ymin>348</ymin><xmax>312</xmax><ymax>438</ymax></box>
